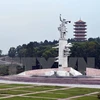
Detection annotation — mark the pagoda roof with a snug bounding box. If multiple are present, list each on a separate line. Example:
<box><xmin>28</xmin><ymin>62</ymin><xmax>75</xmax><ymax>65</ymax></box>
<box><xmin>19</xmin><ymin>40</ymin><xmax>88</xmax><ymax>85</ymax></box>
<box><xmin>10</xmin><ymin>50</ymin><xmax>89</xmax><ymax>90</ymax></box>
<box><xmin>75</xmin><ymin>19</ymin><xmax>86</xmax><ymax>23</ymax></box>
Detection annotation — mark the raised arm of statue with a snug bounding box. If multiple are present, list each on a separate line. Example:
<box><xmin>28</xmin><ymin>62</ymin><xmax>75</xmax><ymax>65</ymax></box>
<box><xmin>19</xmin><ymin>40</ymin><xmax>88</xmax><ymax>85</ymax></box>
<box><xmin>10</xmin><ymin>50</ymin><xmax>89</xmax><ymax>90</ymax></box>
<box><xmin>65</xmin><ymin>21</ymin><xmax>71</xmax><ymax>24</ymax></box>
<box><xmin>60</xmin><ymin>14</ymin><xmax>62</xmax><ymax>22</ymax></box>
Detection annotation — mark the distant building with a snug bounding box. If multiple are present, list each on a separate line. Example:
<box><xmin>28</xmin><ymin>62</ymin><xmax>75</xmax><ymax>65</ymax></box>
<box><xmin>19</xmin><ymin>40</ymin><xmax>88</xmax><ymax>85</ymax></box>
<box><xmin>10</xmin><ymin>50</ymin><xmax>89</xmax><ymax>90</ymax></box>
<box><xmin>74</xmin><ymin>19</ymin><xmax>87</xmax><ymax>41</ymax></box>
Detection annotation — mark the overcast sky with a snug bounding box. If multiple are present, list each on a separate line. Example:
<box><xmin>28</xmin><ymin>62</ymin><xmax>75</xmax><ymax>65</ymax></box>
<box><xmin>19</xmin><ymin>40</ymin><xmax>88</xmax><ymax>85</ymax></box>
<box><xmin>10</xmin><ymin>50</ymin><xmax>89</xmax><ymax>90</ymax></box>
<box><xmin>0</xmin><ymin>0</ymin><xmax>100</xmax><ymax>54</ymax></box>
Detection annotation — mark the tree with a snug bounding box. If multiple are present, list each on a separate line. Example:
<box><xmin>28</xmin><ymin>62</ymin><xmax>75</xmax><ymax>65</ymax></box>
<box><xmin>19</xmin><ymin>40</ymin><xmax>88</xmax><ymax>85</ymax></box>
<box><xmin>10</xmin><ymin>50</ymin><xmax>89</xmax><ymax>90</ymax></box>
<box><xmin>16</xmin><ymin>45</ymin><xmax>22</xmax><ymax>57</ymax></box>
<box><xmin>8</xmin><ymin>47</ymin><xmax>16</xmax><ymax>58</ymax></box>
<box><xmin>44</xmin><ymin>40</ymin><xmax>48</xmax><ymax>45</ymax></box>
<box><xmin>0</xmin><ymin>50</ymin><xmax>2</xmax><ymax>56</ymax></box>
<box><xmin>8</xmin><ymin>47</ymin><xmax>16</xmax><ymax>65</ymax></box>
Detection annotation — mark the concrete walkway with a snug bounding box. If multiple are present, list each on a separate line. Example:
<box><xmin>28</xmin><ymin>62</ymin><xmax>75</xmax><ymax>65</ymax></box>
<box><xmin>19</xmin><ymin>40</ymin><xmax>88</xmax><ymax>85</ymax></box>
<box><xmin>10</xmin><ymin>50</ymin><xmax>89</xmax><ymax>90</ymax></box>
<box><xmin>0</xmin><ymin>79</ymin><xmax>100</xmax><ymax>89</ymax></box>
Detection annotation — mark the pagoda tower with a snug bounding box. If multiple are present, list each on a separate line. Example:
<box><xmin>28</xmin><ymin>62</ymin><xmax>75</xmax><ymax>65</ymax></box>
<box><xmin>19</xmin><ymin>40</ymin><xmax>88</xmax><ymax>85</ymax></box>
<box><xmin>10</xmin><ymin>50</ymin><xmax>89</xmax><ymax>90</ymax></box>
<box><xmin>74</xmin><ymin>19</ymin><xmax>87</xmax><ymax>41</ymax></box>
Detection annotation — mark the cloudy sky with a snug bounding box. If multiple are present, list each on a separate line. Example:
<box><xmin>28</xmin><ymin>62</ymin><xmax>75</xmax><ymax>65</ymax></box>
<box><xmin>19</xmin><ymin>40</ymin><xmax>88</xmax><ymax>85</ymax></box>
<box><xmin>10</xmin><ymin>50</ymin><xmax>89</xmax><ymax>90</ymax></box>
<box><xmin>0</xmin><ymin>0</ymin><xmax>100</xmax><ymax>54</ymax></box>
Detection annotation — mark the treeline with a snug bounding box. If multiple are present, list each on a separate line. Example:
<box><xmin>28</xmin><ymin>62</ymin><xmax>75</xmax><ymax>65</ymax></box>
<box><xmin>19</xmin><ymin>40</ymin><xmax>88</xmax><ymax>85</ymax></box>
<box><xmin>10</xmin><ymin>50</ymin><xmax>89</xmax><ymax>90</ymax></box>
<box><xmin>8</xmin><ymin>40</ymin><xmax>58</xmax><ymax>59</ymax></box>
<box><xmin>8</xmin><ymin>37</ymin><xmax>100</xmax><ymax>68</ymax></box>
<box><xmin>71</xmin><ymin>41</ymin><xmax>100</xmax><ymax>68</ymax></box>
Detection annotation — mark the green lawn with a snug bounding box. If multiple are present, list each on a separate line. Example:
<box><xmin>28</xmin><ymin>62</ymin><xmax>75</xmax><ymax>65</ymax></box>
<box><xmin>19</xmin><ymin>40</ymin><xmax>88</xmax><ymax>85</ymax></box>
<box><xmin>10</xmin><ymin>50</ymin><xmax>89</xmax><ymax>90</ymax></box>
<box><xmin>36</xmin><ymin>85</ymin><xmax>64</xmax><ymax>89</ymax></box>
<box><xmin>72</xmin><ymin>94</ymin><xmax>99</xmax><ymax>100</ymax></box>
<box><xmin>0</xmin><ymin>84</ymin><xmax>31</xmax><ymax>89</ymax></box>
<box><xmin>0</xmin><ymin>90</ymin><xmax>31</xmax><ymax>95</ymax></box>
<box><xmin>53</xmin><ymin>87</ymin><xmax>100</xmax><ymax>96</ymax></box>
<box><xmin>0</xmin><ymin>94</ymin><xmax>9</xmax><ymax>97</ymax></box>
<box><xmin>27</xmin><ymin>92</ymin><xmax>70</xmax><ymax>98</ymax></box>
<box><xmin>15</xmin><ymin>85</ymin><xmax>64</xmax><ymax>92</ymax></box>
<box><xmin>27</xmin><ymin>87</ymin><xmax>100</xmax><ymax>99</ymax></box>
<box><xmin>6</xmin><ymin>84</ymin><xmax>31</xmax><ymax>87</ymax></box>
<box><xmin>0</xmin><ymin>83</ymin><xmax>99</xmax><ymax>100</ymax></box>
<box><xmin>0</xmin><ymin>84</ymin><xmax>14</xmax><ymax>89</ymax></box>
<box><xmin>0</xmin><ymin>97</ymin><xmax>52</xmax><ymax>100</ymax></box>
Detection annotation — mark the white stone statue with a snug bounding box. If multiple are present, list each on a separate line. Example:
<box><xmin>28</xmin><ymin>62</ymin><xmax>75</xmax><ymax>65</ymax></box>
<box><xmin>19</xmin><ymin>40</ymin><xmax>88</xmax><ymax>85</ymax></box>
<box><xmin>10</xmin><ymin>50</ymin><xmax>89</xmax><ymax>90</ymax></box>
<box><xmin>58</xmin><ymin>14</ymin><xmax>71</xmax><ymax>39</ymax></box>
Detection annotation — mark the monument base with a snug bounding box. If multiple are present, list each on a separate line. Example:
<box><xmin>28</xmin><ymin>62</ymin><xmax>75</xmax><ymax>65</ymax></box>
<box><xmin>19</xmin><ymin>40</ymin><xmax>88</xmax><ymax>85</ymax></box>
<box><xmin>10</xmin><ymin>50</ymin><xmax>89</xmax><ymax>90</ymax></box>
<box><xmin>18</xmin><ymin>67</ymin><xmax>82</xmax><ymax>77</ymax></box>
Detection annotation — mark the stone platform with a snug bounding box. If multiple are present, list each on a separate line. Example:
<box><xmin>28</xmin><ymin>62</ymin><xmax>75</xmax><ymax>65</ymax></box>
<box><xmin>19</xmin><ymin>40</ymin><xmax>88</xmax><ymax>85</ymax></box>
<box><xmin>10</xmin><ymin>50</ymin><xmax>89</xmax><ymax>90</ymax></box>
<box><xmin>0</xmin><ymin>75</ymin><xmax>100</xmax><ymax>85</ymax></box>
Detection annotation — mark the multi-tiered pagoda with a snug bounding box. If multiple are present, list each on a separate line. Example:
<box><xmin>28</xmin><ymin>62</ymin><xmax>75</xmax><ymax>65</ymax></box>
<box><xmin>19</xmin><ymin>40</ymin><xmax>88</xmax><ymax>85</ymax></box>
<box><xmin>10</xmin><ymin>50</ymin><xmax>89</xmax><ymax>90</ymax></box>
<box><xmin>74</xmin><ymin>19</ymin><xmax>87</xmax><ymax>41</ymax></box>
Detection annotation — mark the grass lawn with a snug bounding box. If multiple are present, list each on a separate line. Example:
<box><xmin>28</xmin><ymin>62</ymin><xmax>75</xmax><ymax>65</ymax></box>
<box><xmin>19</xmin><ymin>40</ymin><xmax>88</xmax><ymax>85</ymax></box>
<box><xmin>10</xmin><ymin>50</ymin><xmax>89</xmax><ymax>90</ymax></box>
<box><xmin>0</xmin><ymin>96</ymin><xmax>52</xmax><ymax>100</ymax></box>
<box><xmin>0</xmin><ymin>84</ymin><xmax>31</xmax><ymax>89</ymax></box>
<box><xmin>27</xmin><ymin>92</ymin><xmax>70</xmax><ymax>98</ymax></box>
<box><xmin>0</xmin><ymin>84</ymin><xmax>14</xmax><ymax>89</ymax></box>
<box><xmin>0</xmin><ymin>90</ymin><xmax>31</xmax><ymax>95</ymax></box>
<box><xmin>15</xmin><ymin>87</ymin><xmax>51</xmax><ymax>92</ymax></box>
<box><xmin>15</xmin><ymin>85</ymin><xmax>64</xmax><ymax>92</ymax></box>
<box><xmin>0</xmin><ymin>94</ymin><xmax>9</xmax><ymax>97</ymax></box>
<box><xmin>27</xmin><ymin>88</ymin><xmax>100</xmax><ymax>99</ymax></box>
<box><xmin>6</xmin><ymin>84</ymin><xmax>31</xmax><ymax>87</ymax></box>
<box><xmin>0</xmin><ymin>83</ymin><xmax>99</xmax><ymax>100</ymax></box>
<box><xmin>53</xmin><ymin>88</ymin><xmax>100</xmax><ymax>95</ymax></box>
<box><xmin>36</xmin><ymin>85</ymin><xmax>64</xmax><ymax>89</ymax></box>
<box><xmin>72</xmin><ymin>94</ymin><xmax>99</xmax><ymax>100</ymax></box>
